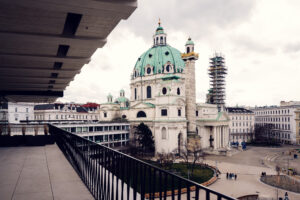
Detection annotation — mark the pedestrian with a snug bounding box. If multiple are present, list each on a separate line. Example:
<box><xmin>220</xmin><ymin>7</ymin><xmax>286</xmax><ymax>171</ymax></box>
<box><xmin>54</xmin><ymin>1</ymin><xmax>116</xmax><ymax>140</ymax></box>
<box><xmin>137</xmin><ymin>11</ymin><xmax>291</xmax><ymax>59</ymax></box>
<box><xmin>235</xmin><ymin>174</ymin><xmax>237</xmax><ymax>180</ymax></box>
<box><xmin>226</xmin><ymin>172</ymin><xmax>229</xmax><ymax>179</ymax></box>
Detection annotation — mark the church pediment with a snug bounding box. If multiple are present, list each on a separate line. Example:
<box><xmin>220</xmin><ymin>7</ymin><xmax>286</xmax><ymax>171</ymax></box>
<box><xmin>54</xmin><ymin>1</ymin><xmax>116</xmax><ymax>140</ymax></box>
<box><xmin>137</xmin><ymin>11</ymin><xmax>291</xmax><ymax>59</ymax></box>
<box><xmin>216</xmin><ymin>112</ymin><xmax>230</xmax><ymax>121</ymax></box>
<box><xmin>130</xmin><ymin>102</ymin><xmax>155</xmax><ymax>109</ymax></box>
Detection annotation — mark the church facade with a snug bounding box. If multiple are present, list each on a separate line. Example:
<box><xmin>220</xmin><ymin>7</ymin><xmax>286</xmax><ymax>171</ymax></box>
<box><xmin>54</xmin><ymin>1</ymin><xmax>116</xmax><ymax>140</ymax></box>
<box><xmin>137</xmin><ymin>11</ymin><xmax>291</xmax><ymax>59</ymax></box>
<box><xmin>99</xmin><ymin>22</ymin><xmax>230</xmax><ymax>154</ymax></box>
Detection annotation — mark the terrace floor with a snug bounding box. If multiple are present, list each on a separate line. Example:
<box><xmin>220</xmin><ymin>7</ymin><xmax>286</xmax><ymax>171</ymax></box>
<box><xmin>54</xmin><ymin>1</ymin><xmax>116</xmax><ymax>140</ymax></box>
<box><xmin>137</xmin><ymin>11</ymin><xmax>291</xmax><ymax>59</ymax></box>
<box><xmin>0</xmin><ymin>144</ymin><xmax>94</xmax><ymax>200</ymax></box>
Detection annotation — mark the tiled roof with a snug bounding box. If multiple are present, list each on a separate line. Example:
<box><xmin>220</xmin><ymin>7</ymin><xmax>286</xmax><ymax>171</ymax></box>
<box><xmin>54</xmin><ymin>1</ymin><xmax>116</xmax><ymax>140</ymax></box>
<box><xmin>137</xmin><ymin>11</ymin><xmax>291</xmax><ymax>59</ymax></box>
<box><xmin>226</xmin><ymin>107</ymin><xmax>253</xmax><ymax>113</ymax></box>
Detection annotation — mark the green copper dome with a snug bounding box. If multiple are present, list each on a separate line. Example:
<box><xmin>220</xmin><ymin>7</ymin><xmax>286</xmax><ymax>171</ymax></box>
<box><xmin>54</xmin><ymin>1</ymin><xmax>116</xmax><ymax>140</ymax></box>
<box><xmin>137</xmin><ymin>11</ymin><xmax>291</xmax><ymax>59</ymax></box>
<box><xmin>115</xmin><ymin>96</ymin><xmax>129</xmax><ymax>103</ymax></box>
<box><xmin>134</xmin><ymin>45</ymin><xmax>185</xmax><ymax>77</ymax></box>
<box><xmin>156</xmin><ymin>26</ymin><xmax>164</xmax><ymax>34</ymax></box>
<box><xmin>185</xmin><ymin>37</ymin><xmax>194</xmax><ymax>45</ymax></box>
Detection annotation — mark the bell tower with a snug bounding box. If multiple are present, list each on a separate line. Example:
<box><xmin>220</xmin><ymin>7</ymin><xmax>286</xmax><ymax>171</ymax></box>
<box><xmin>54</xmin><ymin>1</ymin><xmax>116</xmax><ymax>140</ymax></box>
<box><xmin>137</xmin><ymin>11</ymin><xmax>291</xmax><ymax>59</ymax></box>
<box><xmin>182</xmin><ymin>37</ymin><xmax>198</xmax><ymax>135</ymax></box>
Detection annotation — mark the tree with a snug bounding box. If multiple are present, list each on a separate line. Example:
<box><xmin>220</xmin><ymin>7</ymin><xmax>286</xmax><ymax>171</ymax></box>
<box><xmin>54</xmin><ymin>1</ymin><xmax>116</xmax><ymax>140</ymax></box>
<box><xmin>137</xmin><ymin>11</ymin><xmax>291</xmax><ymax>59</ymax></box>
<box><xmin>179</xmin><ymin>139</ymin><xmax>204</xmax><ymax>179</ymax></box>
<box><xmin>157</xmin><ymin>151</ymin><xmax>176</xmax><ymax>170</ymax></box>
<box><xmin>134</xmin><ymin>123</ymin><xmax>154</xmax><ymax>154</ymax></box>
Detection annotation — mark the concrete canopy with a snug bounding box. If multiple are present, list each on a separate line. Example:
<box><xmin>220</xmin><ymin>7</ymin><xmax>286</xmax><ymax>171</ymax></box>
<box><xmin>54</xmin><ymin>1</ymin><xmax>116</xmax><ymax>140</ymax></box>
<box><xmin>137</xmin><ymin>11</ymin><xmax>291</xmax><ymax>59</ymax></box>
<box><xmin>0</xmin><ymin>0</ymin><xmax>137</xmax><ymax>102</ymax></box>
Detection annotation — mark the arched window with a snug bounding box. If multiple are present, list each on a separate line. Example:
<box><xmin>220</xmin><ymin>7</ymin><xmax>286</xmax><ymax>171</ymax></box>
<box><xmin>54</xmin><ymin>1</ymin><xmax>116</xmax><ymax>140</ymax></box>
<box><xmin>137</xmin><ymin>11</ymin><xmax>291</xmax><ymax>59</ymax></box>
<box><xmin>137</xmin><ymin>111</ymin><xmax>146</xmax><ymax>118</ymax></box>
<box><xmin>187</xmin><ymin>47</ymin><xmax>190</xmax><ymax>53</ymax></box>
<box><xmin>147</xmin><ymin>86</ymin><xmax>151</xmax><ymax>98</ymax></box>
<box><xmin>162</xmin><ymin>127</ymin><xmax>167</xmax><ymax>139</ymax></box>
<box><xmin>162</xmin><ymin>87</ymin><xmax>167</xmax><ymax>95</ymax></box>
<box><xmin>160</xmin><ymin>36</ymin><xmax>163</xmax><ymax>44</ymax></box>
<box><xmin>177</xmin><ymin>88</ymin><xmax>180</xmax><ymax>95</ymax></box>
<box><xmin>147</xmin><ymin>67</ymin><xmax>151</xmax><ymax>74</ymax></box>
<box><xmin>134</xmin><ymin>88</ymin><xmax>137</xmax><ymax>100</ymax></box>
<box><xmin>156</xmin><ymin>37</ymin><xmax>158</xmax><ymax>45</ymax></box>
<box><xmin>166</xmin><ymin>65</ymin><xmax>170</xmax><ymax>72</ymax></box>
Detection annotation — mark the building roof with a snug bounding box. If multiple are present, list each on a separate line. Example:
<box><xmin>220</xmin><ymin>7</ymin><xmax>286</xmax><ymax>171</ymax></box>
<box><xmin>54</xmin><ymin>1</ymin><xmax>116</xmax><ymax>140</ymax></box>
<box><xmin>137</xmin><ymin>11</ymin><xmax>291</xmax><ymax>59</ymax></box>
<box><xmin>134</xmin><ymin>45</ymin><xmax>185</xmax><ymax>77</ymax></box>
<box><xmin>76</xmin><ymin>107</ymin><xmax>88</xmax><ymax>113</ymax></box>
<box><xmin>81</xmin><ymin>103</ymin><xmax>100</xmax><ymax>108</ymax></box>
<box><xmin>115</xmin><ymin>96</ymin><xmax>129</xmax><ymax>103</ymax></box>
<box><xmin>34</xmin><ymin>104</ymin><xmax>56</xmax><ymax>110</ymax></box>
<box><xmin>185</xmin><ymin>37</ymin><xmax>194</xmax><ymax>45</ymax></box>
<box><xmin>133</xmin><ymin>25</ymin><xmax>185</xmax><ymax>77</ymax></box>
<box><xmin>226</xmin><ymin>107</ymin><xmax>253</xmax><ymax>113</ymax></box>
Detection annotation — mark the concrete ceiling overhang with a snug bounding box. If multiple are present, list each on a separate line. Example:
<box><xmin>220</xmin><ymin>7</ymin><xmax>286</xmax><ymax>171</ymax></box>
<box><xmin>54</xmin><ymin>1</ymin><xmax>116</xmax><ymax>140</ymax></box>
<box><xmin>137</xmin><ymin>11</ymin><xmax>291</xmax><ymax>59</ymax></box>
<box><xmin>0</xmin><ymin>0</ymin><xmax>137</xmax><ymax>102</ymax></box>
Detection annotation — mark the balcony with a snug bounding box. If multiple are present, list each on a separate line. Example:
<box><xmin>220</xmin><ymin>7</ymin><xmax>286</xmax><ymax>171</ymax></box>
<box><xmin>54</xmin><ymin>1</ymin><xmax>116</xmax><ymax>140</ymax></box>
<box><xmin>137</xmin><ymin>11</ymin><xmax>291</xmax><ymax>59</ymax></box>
<box><xmin>0</xmin><ymin>124</ymin><xmax>236</xmax><ymax>200</ymax></box>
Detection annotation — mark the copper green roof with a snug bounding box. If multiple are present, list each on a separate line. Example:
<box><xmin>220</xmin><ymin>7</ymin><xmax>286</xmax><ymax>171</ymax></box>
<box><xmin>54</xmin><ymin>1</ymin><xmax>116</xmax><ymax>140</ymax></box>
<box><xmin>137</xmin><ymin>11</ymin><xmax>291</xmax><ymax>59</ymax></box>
<box><xmin>155</xmin><ymin>26</ymin><xmax>164</xmax><ymax>34</ymax></box>
<box><xmin>134</xmin><ymin>45</ymin><xmax>185</xmax><ymax>77</ymax></box>
<box><xmin>161</xmin><ymin>74</ymin><xmax>180</xmax><ymax>81</ymax></box>
<box><xmin>185</xmin><ymin>37</ymin><xmax>194</xmax><ymax>45</ymax></box>
<box><xmin>115</xmin><ymin>96</ymin><xmax>129</xmax><ymax>103</ymax></box>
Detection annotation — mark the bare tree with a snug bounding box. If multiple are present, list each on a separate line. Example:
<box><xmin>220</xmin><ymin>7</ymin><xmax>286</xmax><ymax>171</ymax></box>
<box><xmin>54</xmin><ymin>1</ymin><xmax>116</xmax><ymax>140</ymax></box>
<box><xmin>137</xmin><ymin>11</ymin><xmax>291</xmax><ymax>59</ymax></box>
<box><xmin>179</xmin><ymin>139</ymin><xmax>203</xmax><ymax>179</ymax></box>
<box><xmin>157</xmin><ymin>151</ymin><xmax>176</xmax><ymax>170</ymax></box>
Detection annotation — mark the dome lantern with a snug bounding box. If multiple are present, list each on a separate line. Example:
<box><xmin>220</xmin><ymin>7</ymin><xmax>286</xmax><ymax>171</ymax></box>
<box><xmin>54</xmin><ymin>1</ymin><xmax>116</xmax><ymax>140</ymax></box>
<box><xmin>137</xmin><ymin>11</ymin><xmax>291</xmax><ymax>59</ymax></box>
<box><xmin>107</xmin><ymin>93</ymin><xmax>113</xmax><ymax>103</ymax></box>
<box><xmin>153</xmin><ymin>19</ymin><xmax>167</xmax><ymax>46</ymax></box>
<box><xmin>185</xmin><ymin>37</ymin><xmax>194</xmax><ymax>53</ymax></box>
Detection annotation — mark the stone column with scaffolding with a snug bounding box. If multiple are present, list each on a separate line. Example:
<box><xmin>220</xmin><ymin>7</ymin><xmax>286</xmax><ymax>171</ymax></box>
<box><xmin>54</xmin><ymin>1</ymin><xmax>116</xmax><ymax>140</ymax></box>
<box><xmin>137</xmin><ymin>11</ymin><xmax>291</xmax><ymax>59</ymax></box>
<box><xmin>207</xmin><ymin>53</ymin><xmax>227</xmax><ymax>111</ymax></box>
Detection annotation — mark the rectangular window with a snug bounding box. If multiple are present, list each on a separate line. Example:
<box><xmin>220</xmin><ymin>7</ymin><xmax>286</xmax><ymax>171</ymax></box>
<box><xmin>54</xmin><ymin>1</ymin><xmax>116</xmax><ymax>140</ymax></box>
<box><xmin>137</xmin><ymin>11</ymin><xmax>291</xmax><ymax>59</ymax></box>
<box><xmin>104</xmin><ymin>113</ymin><xmax>107</xmax><ymax>118</ymax></box>
<box><xmin>26</xmin><ymin>108</ymin><xmax>29</xmax><ymax>112</ymax></box>
<box><xmin>15</xmin><ymin>107</ymin><xmax>17</xmax><ymax>112</ymax></box>
<box><xmin>178</xmin><ymin>109</ymin><xmax>181</xmax><ymax>116</ymax></box>
<box><xmin>196</xmin><ymin>111</ymin><xmax>198</xmax><ymax>117</ymax></box>
<box><xmin>161</xmin><ymin>109</ymin><xmax>168</xmax><ymax>116</ymax></box>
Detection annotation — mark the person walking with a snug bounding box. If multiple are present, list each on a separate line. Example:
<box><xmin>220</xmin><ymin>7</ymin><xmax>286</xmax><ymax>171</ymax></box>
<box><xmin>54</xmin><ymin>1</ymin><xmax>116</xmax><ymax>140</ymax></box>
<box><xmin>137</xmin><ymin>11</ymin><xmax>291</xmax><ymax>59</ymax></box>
<box><xmin>235</xmin><ymin>174</ymin><xmax>237</xmax><ymax>180</ymax></box>
<box><xmin>226</xmin><ymin>172</ymin><xmax>229</xmax><ymax>179</ymax></box>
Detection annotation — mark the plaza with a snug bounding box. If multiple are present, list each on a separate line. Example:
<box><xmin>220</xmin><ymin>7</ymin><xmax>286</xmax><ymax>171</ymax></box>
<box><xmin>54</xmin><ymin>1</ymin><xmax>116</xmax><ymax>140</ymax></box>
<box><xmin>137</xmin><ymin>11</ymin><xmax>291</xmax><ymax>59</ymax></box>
<box><xmin>205</xmin><ymin>146</ymin><xmax>300</xmax><ymax>199</ymax></box>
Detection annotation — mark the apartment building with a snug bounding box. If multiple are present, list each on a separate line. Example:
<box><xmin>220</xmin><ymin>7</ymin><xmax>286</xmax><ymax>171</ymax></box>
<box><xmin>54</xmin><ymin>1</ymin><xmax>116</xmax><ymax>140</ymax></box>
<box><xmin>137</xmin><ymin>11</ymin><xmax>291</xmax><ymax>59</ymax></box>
<box><xmin>34</xmin><ymin>103</ymin><xmax>100</xmax><ymax>122</ymax></box>
<box><xmin>0</xmin><ymin>102</ymin><xmax>34</xmax><ymax>123</ymax></box>
<box><xmin>251</xmin><ymin>101</ymin><xmax>300</xmax><ymax>144</ymax></box>
<box><xmin>226</xmin><ymin>107</ymin><xmax>254</xmax><ymax>144</ymax></box>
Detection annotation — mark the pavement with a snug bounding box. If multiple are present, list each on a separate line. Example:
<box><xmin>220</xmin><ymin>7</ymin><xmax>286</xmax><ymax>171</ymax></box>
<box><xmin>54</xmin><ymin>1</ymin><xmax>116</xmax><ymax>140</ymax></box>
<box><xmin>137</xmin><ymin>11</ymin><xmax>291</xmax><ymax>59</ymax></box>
<box><xmin>0</xmin><ymin>144</ymin><xmax>94</xmax><ymax>200</ymax></box>
<box><xmin>204</xmin><ymin>146</ymin><xmax>300</xmax><ymax>200</ymax></box>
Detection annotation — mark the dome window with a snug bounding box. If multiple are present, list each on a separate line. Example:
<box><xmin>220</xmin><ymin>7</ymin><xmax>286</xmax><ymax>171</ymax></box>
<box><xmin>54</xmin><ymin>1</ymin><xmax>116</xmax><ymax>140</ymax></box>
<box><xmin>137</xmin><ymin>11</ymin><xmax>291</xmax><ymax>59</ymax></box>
<box><xmin>177</xmin><ymin>88</ymin><xmax>180</xmax><ymax>95</ymax></box>
<box><xmin>162</xmin><ymin>87</ymin><xmax>167</xmax><ymax>95</ymax></box>
<box><xmin>147</xmin><ymin>67</ymin><xmax>151</xmax><ymax>74</ymax></box>
<box><xmin>149</xmin><ymin>54</ymin><xmax>152</xmax><ymax>58</ymax></box>
<box><xmin>165</xmin><ymin>51</ymin><xmax>169</xmax><ymax>56</ymax></box>
<box><xmin>166</xmin><ymin>65</ymin><xmax>170</xmax><ymax>72</ymax></box>
<box><xmin>138</xmin><ymin>57</ymin><xmax>141</xmax><ymax>61</ymax></box>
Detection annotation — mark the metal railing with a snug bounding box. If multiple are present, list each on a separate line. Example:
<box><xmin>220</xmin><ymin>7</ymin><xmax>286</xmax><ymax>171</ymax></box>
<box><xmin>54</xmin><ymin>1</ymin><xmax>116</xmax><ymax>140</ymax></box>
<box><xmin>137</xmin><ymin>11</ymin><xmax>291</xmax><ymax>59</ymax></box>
<box><xmin>49</xmin><ymin>124</ymin><xmax>236</xmax><ymax>200</ymax></box>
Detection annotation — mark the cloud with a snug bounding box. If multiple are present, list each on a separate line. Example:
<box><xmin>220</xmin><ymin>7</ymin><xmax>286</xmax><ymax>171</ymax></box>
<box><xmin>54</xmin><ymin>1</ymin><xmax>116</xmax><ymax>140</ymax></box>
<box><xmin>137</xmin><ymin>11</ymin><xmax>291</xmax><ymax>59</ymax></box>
<box><xmin>120</xmin><ymin>0</ymin><xmax>256</xmax><ymax>40</ymax></box>
<box><xmin>59</xmin><ymin>0</ymin><xmax>300</xmax><ymax>107</ymax></box>
<box><xmin>283</xmin><ymin>43</ymin><xmax>300</xmax><ymax>53</ymax></box>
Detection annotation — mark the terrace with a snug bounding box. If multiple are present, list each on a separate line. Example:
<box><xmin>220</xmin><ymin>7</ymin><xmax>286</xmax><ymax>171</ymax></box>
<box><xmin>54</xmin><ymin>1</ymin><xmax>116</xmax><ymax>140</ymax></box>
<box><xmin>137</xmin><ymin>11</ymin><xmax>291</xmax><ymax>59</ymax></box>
<box><xmin>0</xmin><ymin>124</ymin><xmax>235</xmax><ymax>200</ymax></box>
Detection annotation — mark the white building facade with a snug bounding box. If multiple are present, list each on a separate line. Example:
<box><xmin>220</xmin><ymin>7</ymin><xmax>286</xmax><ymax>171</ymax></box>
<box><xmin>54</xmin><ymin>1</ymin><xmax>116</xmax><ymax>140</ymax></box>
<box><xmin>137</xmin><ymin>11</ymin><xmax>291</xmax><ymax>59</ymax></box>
<box><xmin>99</xmin><ymin>23</ymin><xmax>230</xmax><ymax>154</ymax></box>
<box><xmin>0</xmin><ymin>102</ymin><xmax>34</xmax><ymax>123</ymax></box>
<box><xmin>226</xmin><ymin>107</ymin><xmax>255</xmax><ymax>145</ymax></box>
<box><xmin>252</xmin><ymin>101</ymin><xmax>300</xmax><ymax>144</ymax></box>
<box><xmin>34</xmin><ymin>103</ymin><xmax>99</xmax><ymax>122</ymax></box>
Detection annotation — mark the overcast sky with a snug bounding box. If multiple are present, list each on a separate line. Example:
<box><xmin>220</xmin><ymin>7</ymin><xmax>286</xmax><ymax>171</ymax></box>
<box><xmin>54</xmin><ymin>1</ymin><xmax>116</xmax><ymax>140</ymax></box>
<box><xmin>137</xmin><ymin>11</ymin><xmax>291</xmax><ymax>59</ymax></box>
<box><xmin>59</xmin><ymin>0</ymin><xmax>300</xmax><ymax>107</ymax></box>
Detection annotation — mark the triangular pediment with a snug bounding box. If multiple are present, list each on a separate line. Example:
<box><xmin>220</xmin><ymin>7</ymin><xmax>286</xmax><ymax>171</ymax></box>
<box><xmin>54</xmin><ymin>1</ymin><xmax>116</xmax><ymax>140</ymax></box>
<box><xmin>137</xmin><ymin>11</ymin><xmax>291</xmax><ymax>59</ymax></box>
<box><xmin>130</xmin><ymin>102</ymin><xmax>155</xmax><ymax>109</ymax></box>
<box><xmin>217</xmin><ymin>111</ymin><xmax>230</xmax><ymax>121</ymax></box>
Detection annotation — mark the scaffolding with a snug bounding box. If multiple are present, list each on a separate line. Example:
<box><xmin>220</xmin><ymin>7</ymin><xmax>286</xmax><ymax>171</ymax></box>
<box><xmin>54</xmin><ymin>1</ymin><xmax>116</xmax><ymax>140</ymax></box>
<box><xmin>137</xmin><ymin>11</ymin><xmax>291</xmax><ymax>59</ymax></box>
<box><xmin>207</xmin><ymin>53</ymin><xmax>227</xmax><ymax>111</ymax></box>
